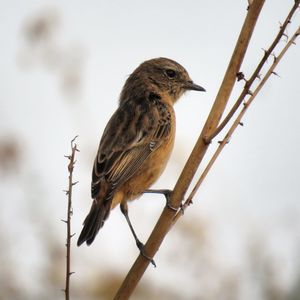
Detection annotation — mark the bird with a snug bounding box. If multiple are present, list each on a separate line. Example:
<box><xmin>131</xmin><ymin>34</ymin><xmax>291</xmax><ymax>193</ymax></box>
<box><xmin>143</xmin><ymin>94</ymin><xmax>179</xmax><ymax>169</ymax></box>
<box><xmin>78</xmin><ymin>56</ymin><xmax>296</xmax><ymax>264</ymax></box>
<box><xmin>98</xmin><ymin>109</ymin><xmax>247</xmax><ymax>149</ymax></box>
<box><xmin>77</xmin><ymin>57</ymin><xmax>205</xmax><ymax>263</ymax></box>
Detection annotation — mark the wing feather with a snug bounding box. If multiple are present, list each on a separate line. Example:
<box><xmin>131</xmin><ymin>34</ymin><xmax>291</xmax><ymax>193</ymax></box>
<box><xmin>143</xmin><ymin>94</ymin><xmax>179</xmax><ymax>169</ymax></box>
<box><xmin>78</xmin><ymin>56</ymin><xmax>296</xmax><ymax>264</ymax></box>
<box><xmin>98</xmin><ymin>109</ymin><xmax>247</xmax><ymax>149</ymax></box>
<box><xmin>91</xmin><ymin>96</ymin><xmax>171</xmax><ymax>199</ymax></box>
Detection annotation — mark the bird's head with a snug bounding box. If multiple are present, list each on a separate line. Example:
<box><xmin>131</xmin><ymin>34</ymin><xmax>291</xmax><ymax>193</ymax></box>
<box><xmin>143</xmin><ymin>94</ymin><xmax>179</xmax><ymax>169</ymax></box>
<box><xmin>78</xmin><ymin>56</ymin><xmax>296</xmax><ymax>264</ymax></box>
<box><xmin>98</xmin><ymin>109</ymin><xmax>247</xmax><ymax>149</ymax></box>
<box><xmin>120</xmin><ymin>57</ymin><xmax>205</xmax><ymax>104</ymax></box>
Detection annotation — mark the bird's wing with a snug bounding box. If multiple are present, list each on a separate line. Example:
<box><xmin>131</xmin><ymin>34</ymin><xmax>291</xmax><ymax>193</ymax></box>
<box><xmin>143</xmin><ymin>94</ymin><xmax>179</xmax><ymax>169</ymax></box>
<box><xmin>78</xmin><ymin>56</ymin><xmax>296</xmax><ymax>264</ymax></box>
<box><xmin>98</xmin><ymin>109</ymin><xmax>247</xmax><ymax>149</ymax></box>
<box><xmin>91</xmin><ymin>97</ymin><xmax>171</xmax><ymax>199</ymax></box>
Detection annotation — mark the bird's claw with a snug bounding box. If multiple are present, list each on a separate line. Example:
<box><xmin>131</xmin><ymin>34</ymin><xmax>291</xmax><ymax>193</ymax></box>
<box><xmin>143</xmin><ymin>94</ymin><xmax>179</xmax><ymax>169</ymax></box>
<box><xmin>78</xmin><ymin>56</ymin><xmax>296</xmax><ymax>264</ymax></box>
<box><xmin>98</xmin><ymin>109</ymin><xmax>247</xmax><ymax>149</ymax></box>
<box><xmin>143</xmin><ymin>188</ymin><xmax>184</xmax><ymax>213</ymax></box>
<box><xmin>136</xmin><ymin>240</ymin><xmax>156</xmax><ymax>268</ymax></box>
<box><xmin>164</xmin><ymin>191</ymin><xmax>184</xmax><ymax>214</ymax></box>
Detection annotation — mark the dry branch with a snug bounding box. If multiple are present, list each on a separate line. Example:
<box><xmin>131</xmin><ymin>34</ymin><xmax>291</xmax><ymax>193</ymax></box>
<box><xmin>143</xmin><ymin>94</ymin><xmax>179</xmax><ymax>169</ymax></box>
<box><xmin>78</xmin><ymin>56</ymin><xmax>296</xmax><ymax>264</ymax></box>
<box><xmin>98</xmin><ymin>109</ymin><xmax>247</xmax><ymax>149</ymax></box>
<box><xmin>178</xmin><ymin>26</ymin><xmax>300</xmax><ymax>218</ymax></box>
<box><xmin>206</xmin><ymin>0</ymin><xmax>300</xmax><ymax>142</ymax></box>
<box><xmin>63</xmin><ymin>135</ymin><xmax>79</xmax><ymax>300</ymax></box>
<box><xmin>113</xmin><ymin>1</ymin><xmax>265</xmax><ymax>299</ymax></box>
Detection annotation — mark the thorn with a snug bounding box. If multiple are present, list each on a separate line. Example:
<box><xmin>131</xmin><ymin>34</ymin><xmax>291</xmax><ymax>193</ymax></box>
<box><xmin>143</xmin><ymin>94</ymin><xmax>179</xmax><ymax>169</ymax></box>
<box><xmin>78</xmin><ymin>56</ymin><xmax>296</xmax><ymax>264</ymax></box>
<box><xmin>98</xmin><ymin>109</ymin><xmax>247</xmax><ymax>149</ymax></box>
<box><xmin>64</xmin><ymin>155</ymin><xmax>71</xmax><ymax>159</ymax></box>
<box><xmin>236</xmin><ymin>72</ymin><xmax>245</xmax><ymax>81</ymax></box>
<box><xmin>239</xmin><ymin>122</ymin><xmax>244</xmax><ymax>126</ymax></box>
<box><xmin>69</xmin><ymin>272</ymin><xmax>75</xmax><ymax>276</ymax></box>
<box><xmin>282</xmin><ymin>33</ymin><xmax>289</xmax><ymax>42</ymax></box>
<box><xmin>72</xmin><ymin>181</ymin><xmax>79</xmax><ymax>186</ymax></box>
<box><xmin>71</xmin><ymin>233</ymin><xmax>76</xmax><ymax>238</ymax></box>
<box><xmin>271</xmin><ymin>53</ymin><xmax>277</xmax><ymax>62</ymax></box>
<box><xmin>261</xmin><ymin>48</ymin><xmax>268</xmax><ymax>57</ymax></box>
<box><xmin>71</xmin><ymin>135</ymin><xmax>79</xmax><ymax>144</ymax></box>
<box><xmin>243</xmin><ymin>101</ymin><xmax>249</xmax><ymax>108</ymax></box>
<box><xmin>271</xmin><ymin>71</ymin><xmax>279</xmax><ymax>77</ymax></box>
<box><xmin>218</xmin><ymin>139</ymin><xmax>229</xmax><ymax>144</ymax></box>
<box><xmin>256</xmin><ymin>74</ymin><xmax>261</xmax><ymax>80</ymax></box>
<box><xmin>247</xmin><ymin>90</ymin><xmax>253</xmax><ymax>96</ymax></box>
<box><xmin>61</xmin><ymin>219</ymin><xmax>67</xmax><ymax>223</ymax></box>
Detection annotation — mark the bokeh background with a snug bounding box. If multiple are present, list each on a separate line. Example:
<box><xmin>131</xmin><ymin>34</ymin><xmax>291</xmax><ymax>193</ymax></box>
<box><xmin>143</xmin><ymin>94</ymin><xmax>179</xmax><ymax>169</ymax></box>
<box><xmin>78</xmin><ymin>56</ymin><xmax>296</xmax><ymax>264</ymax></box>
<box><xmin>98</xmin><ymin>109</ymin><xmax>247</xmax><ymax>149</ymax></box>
<box><xmin>1</xmin><ymin>1</ymin><xmax>300</xmax><ymax>299</ymax></box>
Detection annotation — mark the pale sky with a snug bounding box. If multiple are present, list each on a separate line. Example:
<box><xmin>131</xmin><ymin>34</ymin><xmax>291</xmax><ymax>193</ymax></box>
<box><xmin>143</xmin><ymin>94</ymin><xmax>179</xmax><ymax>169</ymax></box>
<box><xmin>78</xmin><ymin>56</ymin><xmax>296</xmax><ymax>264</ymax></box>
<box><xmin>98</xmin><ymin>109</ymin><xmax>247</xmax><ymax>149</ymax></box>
<box><xmin>0</xmin><ymin>1</ymin><xmax>299</xmax><ymax>299</ymax></box>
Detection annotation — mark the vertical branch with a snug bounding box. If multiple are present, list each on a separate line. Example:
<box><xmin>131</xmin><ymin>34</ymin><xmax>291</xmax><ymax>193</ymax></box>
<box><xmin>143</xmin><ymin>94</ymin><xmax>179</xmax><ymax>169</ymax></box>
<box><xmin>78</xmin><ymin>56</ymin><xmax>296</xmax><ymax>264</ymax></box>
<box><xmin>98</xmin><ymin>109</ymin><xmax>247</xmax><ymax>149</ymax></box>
<box><xmin>62</xmin><ymin>135</ymin><xmax>79</xmax><ymax>300</ymax></box>
<box><xmin>113</xmin><ymin>1</ymin><xmax>265</xmax><ymax>299</ymax></box>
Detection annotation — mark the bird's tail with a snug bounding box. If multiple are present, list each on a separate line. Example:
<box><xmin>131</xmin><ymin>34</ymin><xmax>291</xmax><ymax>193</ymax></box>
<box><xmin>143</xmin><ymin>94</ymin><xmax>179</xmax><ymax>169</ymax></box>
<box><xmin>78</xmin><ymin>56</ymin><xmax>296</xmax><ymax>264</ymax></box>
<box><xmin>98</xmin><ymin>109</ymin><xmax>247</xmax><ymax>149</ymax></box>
<box><xmin>77</xmin><ymin>198</ymin><xmax>111</xmax><ymax>246</ymax></box>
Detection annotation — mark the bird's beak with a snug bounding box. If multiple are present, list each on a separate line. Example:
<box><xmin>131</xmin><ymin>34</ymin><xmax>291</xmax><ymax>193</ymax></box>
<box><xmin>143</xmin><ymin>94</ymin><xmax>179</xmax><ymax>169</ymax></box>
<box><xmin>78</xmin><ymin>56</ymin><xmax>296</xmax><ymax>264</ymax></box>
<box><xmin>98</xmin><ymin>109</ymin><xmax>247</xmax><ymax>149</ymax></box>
<box><xmin>184</xmin><ymin>81</ymin><xmax>206</xmax><ymax>92</ymax></box>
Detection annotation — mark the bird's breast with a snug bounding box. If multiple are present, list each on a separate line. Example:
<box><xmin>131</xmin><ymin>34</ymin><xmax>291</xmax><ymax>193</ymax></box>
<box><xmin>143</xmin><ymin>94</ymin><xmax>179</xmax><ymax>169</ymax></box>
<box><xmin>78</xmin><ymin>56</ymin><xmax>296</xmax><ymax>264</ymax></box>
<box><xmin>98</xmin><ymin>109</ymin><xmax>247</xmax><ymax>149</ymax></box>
<box><xmin>122</xmin><ymin>106</ymin><xmax>176</xmax><ymax>201</ymax></box>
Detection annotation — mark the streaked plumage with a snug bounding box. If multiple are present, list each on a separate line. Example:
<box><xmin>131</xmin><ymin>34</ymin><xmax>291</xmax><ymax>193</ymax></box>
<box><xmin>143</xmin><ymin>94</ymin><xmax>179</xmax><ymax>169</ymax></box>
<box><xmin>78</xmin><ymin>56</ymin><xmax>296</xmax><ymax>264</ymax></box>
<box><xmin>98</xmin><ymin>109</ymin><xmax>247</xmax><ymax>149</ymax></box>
<box><xmin>77</xmin><ymin>57</ymin><xmax>205</xmax><ymax>246</ymax></box>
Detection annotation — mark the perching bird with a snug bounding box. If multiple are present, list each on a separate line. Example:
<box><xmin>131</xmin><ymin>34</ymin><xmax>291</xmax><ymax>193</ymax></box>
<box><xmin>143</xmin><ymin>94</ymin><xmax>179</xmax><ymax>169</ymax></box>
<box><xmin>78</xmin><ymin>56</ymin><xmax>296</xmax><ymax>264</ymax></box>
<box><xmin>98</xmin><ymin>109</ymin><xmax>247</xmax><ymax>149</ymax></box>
<box><xmin>77</xmin><ymin>57</ymin><xmax>205</xmax><ymax>260</ymax></box>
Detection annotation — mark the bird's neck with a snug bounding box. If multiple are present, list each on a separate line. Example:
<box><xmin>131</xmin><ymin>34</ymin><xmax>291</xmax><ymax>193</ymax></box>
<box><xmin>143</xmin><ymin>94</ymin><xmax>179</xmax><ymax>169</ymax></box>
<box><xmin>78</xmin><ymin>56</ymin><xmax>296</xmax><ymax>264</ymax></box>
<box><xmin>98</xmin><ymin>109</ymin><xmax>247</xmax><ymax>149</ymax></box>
<box><xmin>119</xmin><ymin>77</ymin><xmax>175</xmax><ymax>106</ymax></box>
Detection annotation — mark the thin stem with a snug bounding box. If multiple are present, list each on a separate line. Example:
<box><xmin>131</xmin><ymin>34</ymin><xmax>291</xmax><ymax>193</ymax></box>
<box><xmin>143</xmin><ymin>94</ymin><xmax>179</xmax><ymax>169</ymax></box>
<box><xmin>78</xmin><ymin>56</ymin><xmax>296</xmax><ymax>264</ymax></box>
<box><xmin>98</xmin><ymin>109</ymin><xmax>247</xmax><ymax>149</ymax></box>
<box><xmin>206</xmin><ymin>0</ymin><xmax>300</xmax><ymax>142</ymax></box>
<box><xmin>176</xmin><ymin>26</ymin><xmax>300</xmax><ymax>221</ymax></box>
<box><xmin>113</xmin><ymin>1</ymin><xmax>265</xmax><ymax>299</ymax></box>
<box><xmin>63</xmin><ymin>135</ymin><xmax>79</xmax><ymax>300</ymax></box>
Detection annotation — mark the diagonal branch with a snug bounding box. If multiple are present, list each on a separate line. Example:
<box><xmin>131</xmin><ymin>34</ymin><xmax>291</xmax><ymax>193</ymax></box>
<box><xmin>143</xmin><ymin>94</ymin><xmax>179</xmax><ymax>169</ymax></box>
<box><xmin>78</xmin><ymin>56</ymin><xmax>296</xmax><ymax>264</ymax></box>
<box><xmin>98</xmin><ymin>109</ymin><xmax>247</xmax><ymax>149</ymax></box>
<box><xmin>113</xmin><ymin>1</ymin><xmax>265</xmax><ymax>299</ymax></box>
<box><xmin>206</xmin><ymin>0</ymin><xmax>300</xmax><ymax>142</ymax></box>
<box><xmin>174</xmin><ymin>26</ymin><xmax>300</xmax><ymax>221</ymax></box>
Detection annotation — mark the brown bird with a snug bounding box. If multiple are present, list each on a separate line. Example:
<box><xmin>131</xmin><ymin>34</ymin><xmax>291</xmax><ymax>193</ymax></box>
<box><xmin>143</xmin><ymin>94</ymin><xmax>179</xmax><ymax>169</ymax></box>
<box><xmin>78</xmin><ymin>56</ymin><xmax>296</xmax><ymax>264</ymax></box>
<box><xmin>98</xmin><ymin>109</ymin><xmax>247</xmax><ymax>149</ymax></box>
<box><xmin>77</xmin><ymin>57</ymin><xmax>205</xmax><ymax>262</ymax></box>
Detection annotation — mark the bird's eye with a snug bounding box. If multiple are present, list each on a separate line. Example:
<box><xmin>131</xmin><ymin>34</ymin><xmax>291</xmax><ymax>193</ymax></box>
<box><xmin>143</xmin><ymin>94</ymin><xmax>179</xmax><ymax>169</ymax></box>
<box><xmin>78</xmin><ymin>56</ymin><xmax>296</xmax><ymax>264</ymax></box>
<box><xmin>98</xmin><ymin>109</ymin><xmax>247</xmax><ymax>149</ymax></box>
<box><xmin>165</xmin><ymin>69</ymin><xmax>176</xmax><ymax>79</ymax></box>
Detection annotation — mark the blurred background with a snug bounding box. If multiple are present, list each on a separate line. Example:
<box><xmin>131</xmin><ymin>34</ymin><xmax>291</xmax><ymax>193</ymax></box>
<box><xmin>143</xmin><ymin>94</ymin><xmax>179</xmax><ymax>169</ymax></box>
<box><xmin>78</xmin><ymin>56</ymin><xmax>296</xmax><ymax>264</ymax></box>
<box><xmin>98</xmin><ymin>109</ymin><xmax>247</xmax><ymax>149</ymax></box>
<box><xmin>1</xmin><ymin>1</ymin><xmax>300</xmax><ymax>299</ymax></box>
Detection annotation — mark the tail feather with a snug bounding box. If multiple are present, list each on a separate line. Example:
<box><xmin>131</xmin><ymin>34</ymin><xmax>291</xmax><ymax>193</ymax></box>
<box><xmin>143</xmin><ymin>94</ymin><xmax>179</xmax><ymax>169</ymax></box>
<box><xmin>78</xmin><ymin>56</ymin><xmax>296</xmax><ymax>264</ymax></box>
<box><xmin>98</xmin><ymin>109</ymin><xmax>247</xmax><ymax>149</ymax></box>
<box><xmin>77</xmin><ymin>199</ymin><xmax>111</xmax><ymax>246</ymax></box>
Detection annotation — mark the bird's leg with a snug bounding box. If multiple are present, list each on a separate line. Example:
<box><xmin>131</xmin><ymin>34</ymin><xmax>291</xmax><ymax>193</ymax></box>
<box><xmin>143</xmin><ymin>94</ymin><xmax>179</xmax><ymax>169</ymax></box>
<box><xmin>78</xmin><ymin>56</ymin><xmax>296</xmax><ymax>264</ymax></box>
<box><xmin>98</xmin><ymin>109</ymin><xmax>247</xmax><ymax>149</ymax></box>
<box><xmin>144</xmin><ymin>189</ymin><xmax>183</xmax><ymax>213</ymax></box>
<box><xmin>120</xmin><ymin>202</ymin><xmax>156</xmax><ymax>267</ymax></box>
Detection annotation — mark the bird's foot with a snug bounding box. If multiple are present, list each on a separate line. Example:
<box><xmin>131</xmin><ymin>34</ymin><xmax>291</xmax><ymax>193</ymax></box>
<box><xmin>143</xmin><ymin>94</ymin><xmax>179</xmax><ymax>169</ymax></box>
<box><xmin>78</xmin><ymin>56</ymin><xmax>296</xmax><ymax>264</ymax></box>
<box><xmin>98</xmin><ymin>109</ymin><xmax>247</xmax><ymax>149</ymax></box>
<box><xmin>144</xmin><ymin>189</ymin><xmax>184</xmax><ymax>214</ymax></box>
<box><xmin>161</xmin><ymin>190</ymin><xmax>184</xmax><ymax>214</ymax></box>
<box><xmin>136</xmin><ymin>239</ymin><xmax>156</xmax><ymax>267</ymax></box>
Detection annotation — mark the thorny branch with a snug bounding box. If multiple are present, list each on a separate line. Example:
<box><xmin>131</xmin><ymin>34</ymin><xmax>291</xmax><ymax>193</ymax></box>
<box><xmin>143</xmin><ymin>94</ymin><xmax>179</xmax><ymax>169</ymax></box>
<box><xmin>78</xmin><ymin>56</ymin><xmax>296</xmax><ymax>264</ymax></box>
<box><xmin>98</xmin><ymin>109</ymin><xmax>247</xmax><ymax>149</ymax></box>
<box><xmin>114</xmin><ymin>1</ymin><xmax>266</xmax><ymax>299</ymax></box>
<box><xmin>114</xmin><ymin>1</ymin><xmax>300</xmax><ymax>299</ymax></box>
<box><xmin>205</xmin><ymin>0</ymin><xmax>300</xmax><ymax>142</ymax></box>
<box><xmin>62</xmin><ymin>135</ymin><xmax>79</xmax><ymax>300</ymax></box>
<box><xmin>174</xmin><ymin>26</ymin><xmax>300</xmax><ymax>220</ymax></box>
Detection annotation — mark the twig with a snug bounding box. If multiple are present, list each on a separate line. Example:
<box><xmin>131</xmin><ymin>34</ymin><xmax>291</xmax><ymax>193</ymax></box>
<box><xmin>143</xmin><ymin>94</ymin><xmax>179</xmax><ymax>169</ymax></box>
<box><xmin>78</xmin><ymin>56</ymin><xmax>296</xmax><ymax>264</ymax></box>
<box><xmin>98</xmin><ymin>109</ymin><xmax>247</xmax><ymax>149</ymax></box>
<box><xmin>113</xmin><ymin>1</ymin><xmax>265</xmax><ymax>299</ymax></box>
<box><xmin>205</xmin><ymin>0</ymin><xmax>300</xmax><ymax>142</ymax></box>
<box><xmin>174</xmin><ymin>26</ymin><xmax>300</xmax><ymax>221</ymax></box>
<box><xmin>62</xmin><ymin>135</ymin><xmax>79</xmax><ymax>300</ymax></box>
